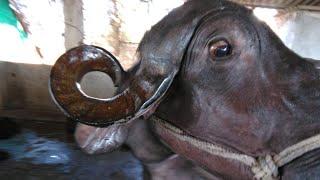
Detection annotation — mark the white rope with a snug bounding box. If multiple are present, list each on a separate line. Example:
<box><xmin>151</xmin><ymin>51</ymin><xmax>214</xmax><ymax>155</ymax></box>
<box><xmin>152</xmin><ymin>116</ymin><xmax>257</xmax><ymax>166</ymax></box>
<box><xmin>274</xmin><ymin>133</ymin><xmax>320</xmax><ymax>166</ymax></box>
<box><xmin>151</xmin><ymin>116</ymin><xmax>320</xmax><ymax>180</ymax></box>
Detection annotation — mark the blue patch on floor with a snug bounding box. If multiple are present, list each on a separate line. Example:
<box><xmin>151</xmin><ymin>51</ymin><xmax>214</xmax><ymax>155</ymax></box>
<box><xmin>0</xmin><ymin>119</ymin><xmax>144</xmax><ymax>180</ymax></box>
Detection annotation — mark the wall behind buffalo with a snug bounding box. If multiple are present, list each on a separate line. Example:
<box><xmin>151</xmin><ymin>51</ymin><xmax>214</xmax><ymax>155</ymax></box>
<box><xmin>281</xmin><ymin>12</ymin><xmax>320</xmax><ymax>60</ymax></box>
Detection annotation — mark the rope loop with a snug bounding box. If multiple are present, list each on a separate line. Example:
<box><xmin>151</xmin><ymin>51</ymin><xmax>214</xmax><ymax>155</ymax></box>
<box><xmin>251</xmin><ymin>155</ymin><xmax>279</xmax><ymax>180</ymax></box>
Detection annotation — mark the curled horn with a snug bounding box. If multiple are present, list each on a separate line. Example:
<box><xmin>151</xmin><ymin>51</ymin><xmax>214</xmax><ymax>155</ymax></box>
<box><xmin>50</xmin><ymin>45</ymin><xmax>136</xmax><ymax>126</ymax></box>
<box><xmin>49</xmin><ymin>0</ymin><xmax>227</xmax><ymax>126</ymax></box>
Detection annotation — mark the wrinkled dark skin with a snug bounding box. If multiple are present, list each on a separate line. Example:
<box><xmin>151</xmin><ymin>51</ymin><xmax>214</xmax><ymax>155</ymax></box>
<box><xmin>50</xmin><ymin>0</ymin><xmax>320</xmax><ymax>179</ymax></box>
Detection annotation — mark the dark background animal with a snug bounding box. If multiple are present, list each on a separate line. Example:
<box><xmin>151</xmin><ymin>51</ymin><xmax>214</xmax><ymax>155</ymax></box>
<box><xmin>50</xmin><ymin>0</ymin><xmax>320</xmax><ymax>179</ymax></box>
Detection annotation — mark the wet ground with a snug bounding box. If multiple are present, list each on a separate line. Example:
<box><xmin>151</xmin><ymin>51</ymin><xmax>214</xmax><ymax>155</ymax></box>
<box><xmin>0</xmin><ymin>118</ymin><xmax>144</xmax><ymax>180</ymax></box>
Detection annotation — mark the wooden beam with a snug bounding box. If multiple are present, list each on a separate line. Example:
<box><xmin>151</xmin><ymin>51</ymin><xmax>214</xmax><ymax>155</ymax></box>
<box><xmin>63</xmin><ymin>0</ymin><xmax>84</xmax><ymax>50</ymax></box>
<box><xmin>230</xmin><ymin>1</ymin><xmax>320</xmax><ymax>11</ymax></box>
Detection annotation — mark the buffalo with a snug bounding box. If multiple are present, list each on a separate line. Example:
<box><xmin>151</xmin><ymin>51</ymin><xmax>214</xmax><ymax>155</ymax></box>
<box><xmin>50</xmin><ymin>0</ymin><xmax>320</xmax><ymax>179</ymax></box>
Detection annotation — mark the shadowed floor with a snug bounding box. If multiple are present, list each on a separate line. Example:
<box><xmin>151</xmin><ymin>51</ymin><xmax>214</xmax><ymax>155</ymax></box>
<box><xmin>0</xmin><ymin>118</ymin><xmax>144</xmax><ymax>180</ymax></box>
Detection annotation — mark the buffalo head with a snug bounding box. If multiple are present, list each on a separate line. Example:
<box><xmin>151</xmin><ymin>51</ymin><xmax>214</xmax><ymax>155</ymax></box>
<box><xmin>50</xmin><ymin>0</ymin><xmax>320</xmax><ymax>179</ymax></box>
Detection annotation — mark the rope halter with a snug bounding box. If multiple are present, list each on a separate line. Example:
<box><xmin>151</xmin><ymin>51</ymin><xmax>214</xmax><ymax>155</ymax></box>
<box><xmin>151</xmin><ymin>116</ymin><xmax>320</xmax><ymax>180</ymax></box>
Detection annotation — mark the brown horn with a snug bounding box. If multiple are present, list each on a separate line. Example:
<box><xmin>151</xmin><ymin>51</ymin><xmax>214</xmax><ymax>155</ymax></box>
<box><xmin>50</xmin><ymin>45</ymin><xmax>136</xmax><ymax>126</ymax></box>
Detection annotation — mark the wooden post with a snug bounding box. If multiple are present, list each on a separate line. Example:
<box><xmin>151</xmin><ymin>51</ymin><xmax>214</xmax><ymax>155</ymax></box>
<box><xmin>63</xmin><ymin>0</ymin><xmax>84</xmax><ymax>50</ymax></box>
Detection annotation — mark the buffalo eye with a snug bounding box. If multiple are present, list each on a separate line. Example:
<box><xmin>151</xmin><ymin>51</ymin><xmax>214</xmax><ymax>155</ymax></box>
<box><xmin>209</xmin><ymin>40</ymin><xmax>232</xmax><ymax>58</ymax></box>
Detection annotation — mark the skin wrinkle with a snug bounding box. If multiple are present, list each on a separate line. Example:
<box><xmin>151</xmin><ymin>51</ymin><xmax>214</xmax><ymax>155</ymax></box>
<box><xmin>179</xmin><ymin>6</ymin><xmax>237</xmax><ymax>77</ymax></box>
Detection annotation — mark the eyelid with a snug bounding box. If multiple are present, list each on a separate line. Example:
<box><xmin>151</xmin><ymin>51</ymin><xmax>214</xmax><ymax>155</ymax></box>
<box><xmin>206</xmin><ymin>35</ymin><xmax>230</xmax><ymax>47</ymax></box>
<box><xmin>211</xmin><ymin>41</ymin><xmax>228</xmax><ymax>48</ymax></box>
<box><xmin>208</xmin><ymin>38</ymin><xmax>229</xmax><ymax>46</ymax></box>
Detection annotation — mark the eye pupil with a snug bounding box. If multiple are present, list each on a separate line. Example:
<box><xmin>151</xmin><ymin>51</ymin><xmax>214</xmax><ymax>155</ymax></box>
<box><xmin>209</xmin><ymin>40</ymin><xmax>232</xmax><ymax>59</ymax></box>
<box><xmin>215</xmin><ymin>45</ymin><xmax>230</xmax><ymax>57</ymax></box>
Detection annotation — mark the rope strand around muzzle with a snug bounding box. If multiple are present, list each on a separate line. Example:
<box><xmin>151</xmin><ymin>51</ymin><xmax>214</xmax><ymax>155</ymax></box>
<box><xmin>151</xmin><ymin>116</ymin><xmax>320</xmax><ymax>180</ymax></box>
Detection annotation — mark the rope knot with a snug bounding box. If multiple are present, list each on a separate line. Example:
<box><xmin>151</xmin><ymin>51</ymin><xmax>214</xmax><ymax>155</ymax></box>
<box><xmin>251</xmin><ymin>155</ymin><xmax>279</xmax><ymax>180</ymax></box>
